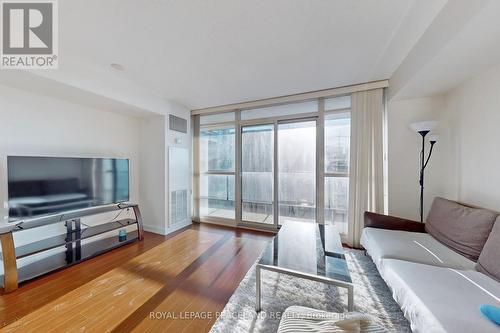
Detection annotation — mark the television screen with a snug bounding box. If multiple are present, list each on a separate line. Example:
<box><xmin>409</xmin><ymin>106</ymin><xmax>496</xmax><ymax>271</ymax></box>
<box><xmin>7</xmin><ymin>156</ymin><xmax>129</xmax><ymax>221</ymax></box>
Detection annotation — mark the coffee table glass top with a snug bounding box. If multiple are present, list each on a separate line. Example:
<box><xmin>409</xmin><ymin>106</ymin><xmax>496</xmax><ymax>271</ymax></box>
<box><xmin>258</xmin><ymin>221</ymin><xmax>352</xmax><ymax>284</ymax></box>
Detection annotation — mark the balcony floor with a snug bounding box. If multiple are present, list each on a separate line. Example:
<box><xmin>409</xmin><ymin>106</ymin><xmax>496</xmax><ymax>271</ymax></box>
<box><xmin>203</xmin><ymin>208</ymin><xmax>347</xmax><ymax>234</ymax></box>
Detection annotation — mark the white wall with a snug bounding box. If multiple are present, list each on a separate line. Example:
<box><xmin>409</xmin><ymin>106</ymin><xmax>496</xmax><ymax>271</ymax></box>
<box><xmin>138</xmin><ymin>101</ymin><xmax>192</xmax><ymax>235</ymax></box>
<box><xmin>0</xmin><ymin>84</ymin><xmax>151</xmax><ymax>279</ymax></box>
<box><xmin>0</xmin><ymin>84</ymin><xmax>141</xmax><ymax>222</ymax></box>
<box><xmin>444</xmin><ymin>62</ymin><xmax>500</xmax><ymax>211</ymax></box>
<box><xmin>387</xmin><ymin>62</ymin><xmax>500</xmax><ymax>218</ymax></box>
<box><xmin>387</xmin><ymin>95</ymin><xmax>455</xmax><ymax>220</ymax></box>
<box><xmin>165</xmin><ymin>102</ymin><xmax>192</xmax><ymax>233</ymax></box>
<box><xmin>0</xmin><ymin>83</ymin><xmax>192</xmax><ymax>239</ymax></box>
<box><xmin>0</xmin><ymin>83</ymin><xmax>144</xmax><ymax>255</ymax></box>
<box><xmin>138</xmin><ymin>114</ymin><xmax>167</xmax><ymax>234</ymax></box>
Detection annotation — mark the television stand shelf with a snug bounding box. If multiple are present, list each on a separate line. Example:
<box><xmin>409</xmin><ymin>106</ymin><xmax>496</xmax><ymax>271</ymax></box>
<box><xmin>0</xmin><ymin>203</ymin><xmax>144</xmax><ymax>292</ymax></box>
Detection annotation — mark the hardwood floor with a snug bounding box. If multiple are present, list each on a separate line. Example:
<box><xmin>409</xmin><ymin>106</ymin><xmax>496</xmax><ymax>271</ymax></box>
<box><xmin>0</xmin><ymin>223</ymin><xmax>274</xmax><ymax>333</ymax></box>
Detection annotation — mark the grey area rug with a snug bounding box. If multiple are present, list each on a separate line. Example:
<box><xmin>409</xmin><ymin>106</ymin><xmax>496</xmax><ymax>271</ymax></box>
<box><xmin>210</xmin><ymin>249</ymin><xmax>411</xmax><ymax>333</ymax></box>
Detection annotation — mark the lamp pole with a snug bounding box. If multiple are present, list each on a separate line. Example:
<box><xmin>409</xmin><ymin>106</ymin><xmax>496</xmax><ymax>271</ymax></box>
<box><xmin>418</xmin><ymin>131</ymin><xmax>437</xmax><ymax>223</ymax></box>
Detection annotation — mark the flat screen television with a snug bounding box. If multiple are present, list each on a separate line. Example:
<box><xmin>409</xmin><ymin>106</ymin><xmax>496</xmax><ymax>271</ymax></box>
<box><xmin>7</xmin><ymin>156</ymin><xmax>129</xmax><ymax>221</ymax></box>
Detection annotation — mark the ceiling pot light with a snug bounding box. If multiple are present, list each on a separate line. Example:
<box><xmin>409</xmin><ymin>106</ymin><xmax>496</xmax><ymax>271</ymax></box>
<box><xmin>110</xmin><ymin>63</ymin><xmax>125</xmax><ymax>71</ymax></box>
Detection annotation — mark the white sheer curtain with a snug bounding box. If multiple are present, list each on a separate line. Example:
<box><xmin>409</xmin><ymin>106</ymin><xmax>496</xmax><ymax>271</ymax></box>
<box><xmin>347</xmin><ymin>89</ymin><xmax>385</xmax><ymax>247</ymax></box>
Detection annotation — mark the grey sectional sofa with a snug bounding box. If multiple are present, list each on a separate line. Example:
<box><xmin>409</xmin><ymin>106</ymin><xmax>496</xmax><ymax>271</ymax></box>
<box><xmin>361</xmin><ymin>197</ymin><xmax>500</xmax><ymax>333</ymax></box>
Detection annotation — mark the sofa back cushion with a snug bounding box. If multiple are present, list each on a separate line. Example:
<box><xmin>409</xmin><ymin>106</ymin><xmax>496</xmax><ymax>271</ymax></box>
<box><xmin>425</xmin><ymin>197</ymin><xmax>498</xmax><ymax>261</ymax></box>
<box><xmin>476</xmin><ymin>217</ymin><xmax>500</xmax><ymax>282</ymax></box>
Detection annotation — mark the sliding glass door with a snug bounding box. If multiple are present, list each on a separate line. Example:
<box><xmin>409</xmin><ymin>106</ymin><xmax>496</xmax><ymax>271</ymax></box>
<box><xmin>240</xmin><ymin>119</ymin><xmax>317</xmax><ymax>227</ymax></box>
<box><xmin>195</xmin><ymin>96</ymin><xmax>351</xmax><ymax>235</ymax></box>
<box><xmin>278</xmin><ymin>120</ymin><xmax>316</xmax><ymax>224</ymax></box>
<box><xmin>241</xmin><ymin>124</ymin><xmax>274</xmax><ymax>224</ymax></box>
<box><xmin>199</xmin><ymin>125</ymin><xmax>236</xmax><ymax>220</ymax></box>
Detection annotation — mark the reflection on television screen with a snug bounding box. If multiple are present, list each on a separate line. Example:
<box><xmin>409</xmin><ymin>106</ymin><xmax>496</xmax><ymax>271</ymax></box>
<box><xmin>8</xmin><ymin>156</ymin><xmax>129</xmax><ymax>221</ymax></box>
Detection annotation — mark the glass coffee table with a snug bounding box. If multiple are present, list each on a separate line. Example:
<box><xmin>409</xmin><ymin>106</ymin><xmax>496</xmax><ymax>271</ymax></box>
<box><xmin>255</xmin><ymin>221</ymin><xmax>353</xmax><ymax>312</ymax></box>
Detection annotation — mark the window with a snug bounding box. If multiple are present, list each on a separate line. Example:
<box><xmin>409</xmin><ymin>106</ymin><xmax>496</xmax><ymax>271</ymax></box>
<box><xmin>324</xmin><ymin>111</ymin><xmax>350</xmax><ymax>234</ymax></box>
<box><xmin>241</xmin><ymin>100</ymin><xmax>318</xmax><ymax>120</ymax></box>
<box><xmin>324</xmin><ymin>95</ymin><xmax>351</xmax><ymax>111</ymax></box>
<box><xmin>199</xmin><ymin>125</ymin><xmax>235</xmax><ymax>219</ymax></box>
<box><xmin>194</xmin><ymin>95</ymin><xmax>354</xmax><ymax>231</ymax></box>
<box><xmin>200</xmin><ymin>112</ymin><xmax>235</xmax><ymax>125</ymax></box>
<box><xmin>241</xmin><ymin>124</ymin><xmax>274</xmax><ymax>223</ymax></box>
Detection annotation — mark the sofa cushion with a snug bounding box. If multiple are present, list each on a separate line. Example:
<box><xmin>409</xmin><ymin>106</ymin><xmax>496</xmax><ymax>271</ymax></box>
<box><xmin>476</xmin><ymin>217</ymin><xmax>500</xmax><ymax>282</ymax></box>
<box><xmin>360</xmin><ymin>227</ymin><xmax>475</xmax><ymax>271</ymax></box>
<box><xmin>425</xmin><ymin>197</ymin><xmax>498</xmax><ymax>261</ymax></box>
<box><xmin>380</xmin><ymin>259</ymin><xmax>500</xmax><ymax>333</ymax></box>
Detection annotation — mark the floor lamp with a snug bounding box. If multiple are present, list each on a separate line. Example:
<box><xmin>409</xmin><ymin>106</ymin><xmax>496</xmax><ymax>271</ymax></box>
<box><xmin>410</xmin><ymin>121</ymin><xmax>439</xmax><ymax>223</ymax></box>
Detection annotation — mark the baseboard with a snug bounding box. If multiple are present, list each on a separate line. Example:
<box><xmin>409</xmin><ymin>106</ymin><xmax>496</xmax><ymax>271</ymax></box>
<box><xmin>198</xmin><ymin>219</ymin><xmax>278</xmax><ymax>234</ymax></box>
<box><xmin>167</xmin><ymin>221</ymin><xmax>192</xmax><ymax>234</ymax></box>
<box><xmin>198</xmin><ymin>218</ymin><xmax>236</xmax><ymax>228</ymax></box>
<box><xmin>143</xmin><ymin>224</ymin><xmax>168</xmax><ymax>235</ymax></box>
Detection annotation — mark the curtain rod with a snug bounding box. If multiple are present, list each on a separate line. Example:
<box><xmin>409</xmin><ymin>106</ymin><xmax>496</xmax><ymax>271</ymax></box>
<box><xmin>191</xmin><ymin>79</ymin><xmax>388</xmax><ymax>115</ymax></box>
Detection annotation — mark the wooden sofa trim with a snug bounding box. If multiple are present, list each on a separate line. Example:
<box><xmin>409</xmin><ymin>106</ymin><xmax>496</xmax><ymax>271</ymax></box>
<box><xmin>364</xmin><ymin>211</ymin><xmax>426</xmax><ymax>233</ymax></box>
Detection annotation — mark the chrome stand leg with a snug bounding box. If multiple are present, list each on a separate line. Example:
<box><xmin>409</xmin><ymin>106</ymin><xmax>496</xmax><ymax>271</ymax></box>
<box><xmin>255</xmin><ymin>265</ymin><xmax>261</xmax><ymax>312</ymax></box>
<box><xmin>347</xmin><ymin>285</ymin><xmax>354</xmax><ymax>311</ymax></box>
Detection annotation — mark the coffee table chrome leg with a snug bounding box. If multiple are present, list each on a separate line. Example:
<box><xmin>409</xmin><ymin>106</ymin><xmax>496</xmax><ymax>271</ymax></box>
<box><xmin>255</xmin><ymin>265</ymin><xmax>261</xmax><ymax>312</ymax></box>
<box><xmin>347</xmin><ymin>285</ymin><xmax>354</xmax><ymax>311</ymax></box>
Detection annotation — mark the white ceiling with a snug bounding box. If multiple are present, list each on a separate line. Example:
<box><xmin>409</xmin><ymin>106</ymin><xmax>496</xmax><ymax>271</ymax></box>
<box><xmin>2</xmin><ymin>0</ymin><xmax>499</xmax><ymax>114</ymax></box>
<box><xmin>390</xmin><ymin>0</ymin><xmax>500</xmax><ymax>99</ymax></box>
<box><xmin>56</xmin><ymin>0</ymin><xmax>439</xmax><ymax>110</ymax></box>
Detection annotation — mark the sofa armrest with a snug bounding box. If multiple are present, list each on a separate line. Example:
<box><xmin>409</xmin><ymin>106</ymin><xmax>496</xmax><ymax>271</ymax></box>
<box><xmin>364</xmin><ymin>211</ymin><xmax>426</xmax><ymax>233</ymax></box>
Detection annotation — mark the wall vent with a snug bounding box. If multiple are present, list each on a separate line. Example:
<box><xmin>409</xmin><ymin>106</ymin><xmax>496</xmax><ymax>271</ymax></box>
<box><xmin>170</xmin><ymin>189</ymin><xmax>188</xmax><ymax>226</ymax></box>
<box><xmin>169</xmin><ymin>114</ymin><xmax>188</xmax><ymax>133</ymax></box>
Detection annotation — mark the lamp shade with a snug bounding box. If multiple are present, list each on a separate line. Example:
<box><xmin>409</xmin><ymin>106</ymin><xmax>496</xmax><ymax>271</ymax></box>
<box><xmin>410</xmin><ymin>121</ymin><xmax>438</xmax><ymax>133</ymax></box>
<box><xmin>428</xmin><ymin>134</ymin><xmax>439</xmax><ymax>143</ymax></box>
